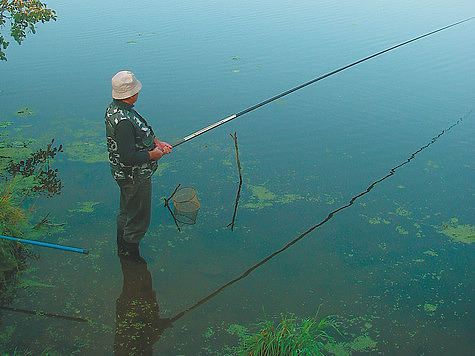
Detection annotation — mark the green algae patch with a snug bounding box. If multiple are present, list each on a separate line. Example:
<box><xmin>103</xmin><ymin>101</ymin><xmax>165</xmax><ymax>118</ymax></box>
<box><xmin>436</xmin><ymin>218</ymin><xmax>474</xmax><ymax>244</ymax></box>
<box><xmin>0</xmin><ymin>146</ymin><xmax>32</xmax><ymax>172</ymax></box>
<box><xmin>227</xmin><ymin>323</ymin><xmax>248</xmax><ymax>338</ymax></box>
<box><xmin>0</xmin><ymin>121</ymin><xmax>13</xmax><ymax>128</ymax></box>
<box><xmin>395</xmin><ymin>225</ymin><xmax>409</xmax><ymax>235</ymax></box>
<box><xmin>243</xmin><ymin>184</ymin><xmax>304</xmax><ymax>210</ymax></box>
<box><xmin>69</xmin><ymin>201</ymin><xmax>100</xmax><ymax>213</ymax></box>
<box><xmin>325</xmin><ymin>342</ymin><xmax>350</xmax><ymax>356</ymax></box>
<box><xmin>361</xmin><ymin>213</ymin><xmax>391</xmax><ymax>225</ymax></box>
<box><xmin>423</xmin><ymin>250</ymin><xmax>438</xmax><ymax>257</ymax></box>
<box><xmin>15</xmin><ymin>107</ymin><xmax>36</xmax><ymax>118</ymax></box>
<box><xmin>424</xmin><ymin>160</ymin><xmax>440</xmax><ymax>171</ymax></box>
<box><xmin>204</xmin><ymin>327</ymin><xmax>215</xmax><ymax>339</ymax></box>
<box><xmin>424</xmin><ymin>303</ymin><xmax>437</xmax><ymax>312</ymax></box>
<box><xmin>18</xmin><ymin>278</ymin><xmax>54</xmax><ymax>289</ymax></box>
<box><xmin>395</xmin><ymin>206</ymin><xmax>411</xmax><ymax>217</ymax></box>
<box><xmin>155</xmin><ymin>162</ymin><xmax>170</xmax><ymax>177</ymax></box>
<box><xmin>64</xmin><ymin>141</ymin><xmax>108</xmax><ymax>163</ymax></box>
<box><xmin>325</xmin><ymin>334</ymin><xmax>377</xmax><ymax>355</ymax></box>
<box><xmin>349</xmin><ymin>335</ymin><xmax>377</xmax><ymax>352</ymax></box>
<box><xmin>368</xmin><ymin>217</ymin><xmax>382</xmax><ymax>224</ymax></box>
<box><xmin>243</xmin><ymin>184</ymin><xmax>277</xmax><ymax>209</ymax></box>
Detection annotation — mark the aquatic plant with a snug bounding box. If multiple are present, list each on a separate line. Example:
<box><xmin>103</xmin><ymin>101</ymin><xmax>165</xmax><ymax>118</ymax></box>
<box><xmin>437</xmin><ymin>218</ymin><xmax>474</xmax><ymax>244</ymax></box>
<box><xmin>68</xmin><ymin>201</ymin><xmax>100</xmax><ymax>213</ymax></box>
<box><xmin>240</xmin><ymin>312</ymin><xmax>339</xmax><ymax>355</ymax></box>
<box><xmin>2</xmin><ymin>138</ymin><xmax>63</xmax><ymax>197</ymax></box>
<box><xmin>14</xmin><ymin>106</ymin><xmax>35</xmax><ymax>118</ymax></box>
<box><xmin>0</xmin><ymin>139</ymin><xmax>60</xmax><ymax>303</ymax></box>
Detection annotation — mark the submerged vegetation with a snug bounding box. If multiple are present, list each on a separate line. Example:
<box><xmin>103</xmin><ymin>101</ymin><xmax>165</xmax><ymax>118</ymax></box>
<box><xmin>239</xmin><ymin>312</ymin><xmax>340</xmax><ymax>355</ymax></box>
<box><xmin>0</xmin><ymin>137</ymin><xmax>62</xmax><ymax>304</ymax></box>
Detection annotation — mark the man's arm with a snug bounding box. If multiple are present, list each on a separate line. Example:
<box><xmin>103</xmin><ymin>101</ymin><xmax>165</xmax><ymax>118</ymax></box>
<box><xmin>116</xmin><ymin>120</ymin><xmax>150</xmax><ymax>165</ymax></box>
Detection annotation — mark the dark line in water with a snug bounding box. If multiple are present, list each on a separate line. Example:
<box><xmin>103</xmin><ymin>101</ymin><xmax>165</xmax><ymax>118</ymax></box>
<box><xmin>170</xmin><ymin>115</ymin><xmax>466</xmax><ymax>323</ymax></box>
<box><xmin>227</xmin><ymin>132</ymin><xmax>243</xmax><ymax>231</ymax></box>
<box><xmin>164</xmin><ymin>183</ymin><xmax>182</xmax><ymax>232</ymax></box>
<box><xmin>0</xmin><ymin>305</ymin><xmax>88</xmax><ymax>323</ymax></box>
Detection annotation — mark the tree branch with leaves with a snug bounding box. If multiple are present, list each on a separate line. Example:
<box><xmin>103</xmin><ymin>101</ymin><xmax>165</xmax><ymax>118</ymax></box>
<box><xmin>0</xmin><ymin>0</ymin><xmax>56</xmax><ymax>61</ymax></box>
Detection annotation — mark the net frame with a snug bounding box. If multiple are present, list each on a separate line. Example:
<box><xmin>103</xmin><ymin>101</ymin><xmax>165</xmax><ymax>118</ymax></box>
<box><xmin>172</xmin><ymin>186</ymin><xmax>200</xmax><ymax>225</ymax></box>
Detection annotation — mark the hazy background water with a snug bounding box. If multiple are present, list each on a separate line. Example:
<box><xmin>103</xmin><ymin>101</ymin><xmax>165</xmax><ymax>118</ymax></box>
<box><xmin>0</xmin><ymin>0</ymin><xmax>474</xmax><ymax>354</ymax></box>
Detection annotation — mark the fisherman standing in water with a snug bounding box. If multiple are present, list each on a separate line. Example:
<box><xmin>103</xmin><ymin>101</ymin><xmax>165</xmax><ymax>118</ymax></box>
<box><xmin>105</xmin><ymin>70</ymin><xmax>172</xmax><ymax>258</ymax></box>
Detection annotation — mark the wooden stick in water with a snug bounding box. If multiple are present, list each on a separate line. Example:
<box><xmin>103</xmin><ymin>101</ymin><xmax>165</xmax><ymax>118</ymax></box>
<box><xmin>227</xmin><ymin>132</ymin><xmax>243</xmax><ymax>231</ymax></box>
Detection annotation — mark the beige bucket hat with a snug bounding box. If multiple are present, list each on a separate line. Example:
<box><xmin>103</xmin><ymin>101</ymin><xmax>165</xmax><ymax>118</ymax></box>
<box><xmin>111</xmin><ymin>70</ymin><xmax>142</xmax><ymax>99</ymax></box>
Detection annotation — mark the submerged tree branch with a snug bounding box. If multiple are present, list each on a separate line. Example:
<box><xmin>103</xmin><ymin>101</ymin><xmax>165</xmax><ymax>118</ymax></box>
<box><xmin>227</xmin><ymin>132</ymin><xmax>243</xmax><ymax>231</ymax></box>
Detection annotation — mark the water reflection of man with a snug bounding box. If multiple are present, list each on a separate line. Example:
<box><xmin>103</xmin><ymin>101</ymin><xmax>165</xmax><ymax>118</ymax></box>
<box><xmin>114</xmin><ymin>255</ymin><xmax>172</xmax><ymax>355</ymax></box>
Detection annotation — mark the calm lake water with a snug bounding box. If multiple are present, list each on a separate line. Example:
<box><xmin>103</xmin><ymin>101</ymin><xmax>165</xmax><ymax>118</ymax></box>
<box><xmin>1</xmin><ymin>0</ymin><xmax>474</xmax><ymax>354</ymax></box>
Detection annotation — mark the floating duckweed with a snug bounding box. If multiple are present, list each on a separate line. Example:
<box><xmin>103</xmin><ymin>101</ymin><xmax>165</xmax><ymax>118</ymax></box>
<box><xmin>395</xmin><ymin>207</ymin><xmax>411</xmax><ymax>217</ymax></box>
<box><xmin>0</xmin><ymin>121</ymin><xmax>13</xmax><ymax>128</ymax></box>
<box><xmin>325</xmin><ymin>334</ymin><xmax>377</xmax><ymax>355</ymax></box>
<box><xmin>204</xmin><ymin>327</ymin><xmax>214</xmax><ymax>338</ymax></box>
<box><xmin>424</xmin><ymin>160</ymin><xmax>440</xmax><ymax>171</ymax></box>
<box><xmin>243</xmin><ymin>184</ymin><xmax>304</xmax><ymax>210</ymax></box>
<box><xmin>437</xmin><ymin>218</ymin><xmax>474</xmax><ymax>244</ymax></box>
<box><xmin>15</xmin><ymin>107</ymin><xmax>36</xmax><ymax>117</ymax></box>
<box><xmin>64</xmin><ymin>141</ymin><xmax>108</xmax><ymax>163</ymax></box>
<box><xmin>368</xmin><ymin>217</ymin><xmax>381</xmax><ymax>224</ymax></box>
<box><xmin>349</xmin><ymin>334</ymin><xmax>377</xmax><ymax>351</ymax></box>
<box><xmin>243</xmin><ymin>185</ymin><xmax>276</xmax><ymax>209</ymax></box>
<box><xmin>154</xmin><ymin>162</ymin><xmax>170</xmax><ymax>177</ymax></box>
<box><xmin>69</xmin><ymin>201</ymin><xmax>100</xmax><ymax>213</ymax></box>
<box><xmin>325</xmin><ymin>342</ymin><xmax>350</xmax><ymax>356</ymax></box>
<box><xmin>18</xmin><ymin>278</ymin><xmax>54</xmax><ymax>288</ymax></box>
<box><xmin>395</xmin><ymin>226</ymin><xmax>409</xmax><ymax>235</ymax></box>
<box><xmin>226</xmin><ymin>324</ymin><xmax>248</xmax><ymax>338</ymax></box>
<box><xmin>424</xmin><ymin>303</ymin><xmax>437</xmax><ymax>312</ymax></box>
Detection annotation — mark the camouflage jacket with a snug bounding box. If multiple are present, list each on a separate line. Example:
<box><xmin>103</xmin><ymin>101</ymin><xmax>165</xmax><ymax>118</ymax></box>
<box><xmin>105</xmin><ymin>100</ymin><xmax>157</xmax><ymax>181</ymax></box>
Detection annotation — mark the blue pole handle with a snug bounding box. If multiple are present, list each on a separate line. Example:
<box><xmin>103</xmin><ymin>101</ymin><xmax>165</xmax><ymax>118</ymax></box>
<box><xmin>0</xmin><ymin>235</ymin><xmax>89</xmax><ymax>255</ymax></box>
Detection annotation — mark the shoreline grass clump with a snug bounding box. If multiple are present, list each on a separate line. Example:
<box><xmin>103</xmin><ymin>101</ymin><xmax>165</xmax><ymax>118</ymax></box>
<box><xmin>0</xmin><ymin>183</ymin><xmax>33</xmax><ymax>304</ymax></box>
<box><xmin>240</xmin><ymin>311</ymin><xmax>340</xmax><ymax>356</ymax></box>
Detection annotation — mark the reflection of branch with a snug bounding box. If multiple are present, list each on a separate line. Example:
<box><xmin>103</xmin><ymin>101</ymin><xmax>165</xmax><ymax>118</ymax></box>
<box><xmin>0</xmin><ymin>305</ymin><xmax>88</xmax><ymax>323</ymax></box>
<box><xmin>170</xmin><ymin>117</ymin><xmax>463</xmax><ymax>324</ymax></box>
<box><xmin>164</xmin><ymin>184</ymin><xmax>181</xmax><ymax>232</ymax></box>
<box><xmin>32</xmin><ymin>212</ymin><xmax>65</xmax><ymax>230</ymax></box>
<box><xmin>227</xmin><ymin>132</ymin><xmax>242</xmax><ymax>231</ymax></box>
<box><xmin>33</xmin><ymin>212</ymin><xmax>50</xmax><ymax>229</ymax></box>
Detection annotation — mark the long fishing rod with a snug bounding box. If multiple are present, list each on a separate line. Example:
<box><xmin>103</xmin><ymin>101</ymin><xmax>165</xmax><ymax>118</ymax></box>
<box><xmin>0</xmin><ymin>234</ymin><xmax>89</xmax><ymax>254</ymax></box>
<box><xmin>171</xmin><ymin>17</ymin><xmax>473</xmax><ymax>147</ymax></box>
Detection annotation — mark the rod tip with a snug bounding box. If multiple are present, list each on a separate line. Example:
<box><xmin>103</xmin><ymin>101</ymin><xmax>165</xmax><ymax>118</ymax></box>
<box><xmin>83</xmin><ymin>250</ymin><xmax>89</xmax><ymax>255</ymax></box>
